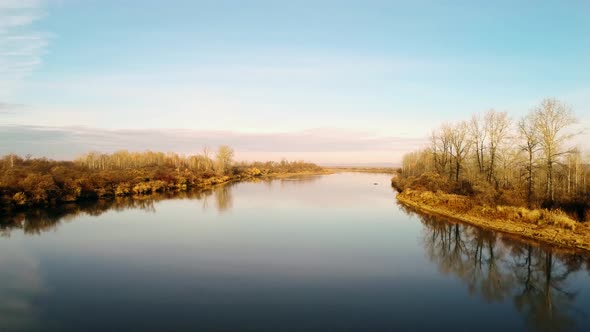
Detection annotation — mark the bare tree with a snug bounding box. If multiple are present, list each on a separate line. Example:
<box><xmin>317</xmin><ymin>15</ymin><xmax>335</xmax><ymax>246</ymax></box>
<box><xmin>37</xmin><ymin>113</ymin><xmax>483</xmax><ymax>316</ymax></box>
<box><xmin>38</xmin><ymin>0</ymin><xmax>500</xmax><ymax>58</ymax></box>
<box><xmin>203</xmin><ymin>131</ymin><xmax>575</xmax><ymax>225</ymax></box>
<box><xmin>431</xmin><ymin>126</ymin><xmax>452</xmax><ymax>177</ymax></box>
<box><xmin>469</xmin><ymin>114</ymin><xmax>487</xmax><ymax>175</ymax></box>
<box><xmin>400</xmin><ymin>97</ymin><xmax>587</xmax><ymax>211</ymax></box>
<box><xmin>402</xmin><ymin>149</ymin><xmax>434</xmax><ymax>177</ymax></box>
<box><xmin>517</xmin><ymin>113</ymin><xmax>541</xmax><ymax>207</ymax></box>
<box><xmin>202</xmin><ymin>146</ymin><xmax>213</xmax><ymax>172</ymax></box>
<box><xmin>215</xmin><ymin>145</ymin><xmax>234</xmax><ymax>175</ymax></box>
<box><xmin>449</xmin><ymin>121</ymin><xmax>471</xmax><ymax>181</ymax></box>
<box><xmin>442</xmin><ymin>124</ymin><xmax>456</xmax><ymax>179</ymax></box>
<box><xmin>532</xmin><ymin>98</ymin><xmax>577</xmax><ymax>203</ymax></box>
<box><xmin>563</xmin><ymin>149</ymin><xmax>584</xmax><ymax>197</ymax></box>
<box><xmin>485</xmin><ymin>110</ymin><xmax>510</xmax><ymax>184</ymax></box>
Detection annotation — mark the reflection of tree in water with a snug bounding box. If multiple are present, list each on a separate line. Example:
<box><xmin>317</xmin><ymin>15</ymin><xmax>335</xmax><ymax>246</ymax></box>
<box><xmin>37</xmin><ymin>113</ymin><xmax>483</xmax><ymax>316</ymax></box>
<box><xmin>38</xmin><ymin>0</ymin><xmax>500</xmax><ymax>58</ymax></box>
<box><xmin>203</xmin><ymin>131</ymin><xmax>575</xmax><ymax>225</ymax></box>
<box><xmin>0</xmin><ymin>189</ymin><xmax>217</xmax><ymax>236</ymax></box>
<box><xmin>420</xmin><ymin>213</ymin><xmax>514</xmax><ymax>303</ymax></box>
<box><xmin>405</xmin><ymin>204</ymin><xmax>590</xmax><ymax>332</ymax></box>
<box><xmin>509</xmin><ymin>244</ymin><xmax>581</xmax><ymax>332</ymax></box>
<box><xmin>214</xmin><ymin>183</ymin><xmax>234</xmax><ymax>213</ymax></box>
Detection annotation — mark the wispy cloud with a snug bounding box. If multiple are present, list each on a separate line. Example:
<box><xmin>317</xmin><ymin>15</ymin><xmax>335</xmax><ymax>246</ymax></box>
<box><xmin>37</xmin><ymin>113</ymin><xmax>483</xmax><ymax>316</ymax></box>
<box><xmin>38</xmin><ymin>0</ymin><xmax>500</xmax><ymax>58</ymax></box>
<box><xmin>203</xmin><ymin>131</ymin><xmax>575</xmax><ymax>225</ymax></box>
<box><xmin>4</xmin><ymin>123</ymin><xmax>588</xmax><ymax>163</ymax></box>
<box><xmin>0</xmin><ymin>125</ymin><xmax>428</xmax><ymax>163</ymax></box>
<box><xmin>0</xmin><ymin>101</ymin><xmax>25</xmax><ymax>114</ymax></box>
<box><xmin>0</xmin><ymin>0</ymin><xmax>47</xmax><ymax>98</ymax></box>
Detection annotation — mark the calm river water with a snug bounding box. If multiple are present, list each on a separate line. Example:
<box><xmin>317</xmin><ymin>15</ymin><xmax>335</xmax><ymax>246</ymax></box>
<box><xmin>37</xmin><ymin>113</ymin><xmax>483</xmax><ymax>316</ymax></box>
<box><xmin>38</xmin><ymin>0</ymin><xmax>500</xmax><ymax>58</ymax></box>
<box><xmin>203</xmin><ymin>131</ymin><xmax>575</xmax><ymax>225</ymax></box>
<box><xmin>1</xmin><ymin>172</ymin><xmax>590</xmax><ymax>331</ymax></box>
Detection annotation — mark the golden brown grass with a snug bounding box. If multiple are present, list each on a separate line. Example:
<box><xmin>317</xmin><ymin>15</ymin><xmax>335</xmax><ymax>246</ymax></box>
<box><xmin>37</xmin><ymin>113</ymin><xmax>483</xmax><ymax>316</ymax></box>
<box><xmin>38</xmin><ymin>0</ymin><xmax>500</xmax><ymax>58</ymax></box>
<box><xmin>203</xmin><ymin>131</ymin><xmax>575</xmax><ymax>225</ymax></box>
<box><xmin>398</xmin><ymin>189</ymin><xmax>590</xmax><ymax>251</ymax></box>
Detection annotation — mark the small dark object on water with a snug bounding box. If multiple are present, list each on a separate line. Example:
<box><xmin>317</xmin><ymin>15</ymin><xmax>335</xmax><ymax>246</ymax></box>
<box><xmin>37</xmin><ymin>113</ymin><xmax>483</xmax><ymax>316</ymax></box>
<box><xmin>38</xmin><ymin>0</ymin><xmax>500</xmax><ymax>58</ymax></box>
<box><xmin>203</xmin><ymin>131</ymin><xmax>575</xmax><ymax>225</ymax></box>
<box><xmin>373</xmin><ymin>182</ymin><xmax>379</xmax><ymax>185</ymax></box>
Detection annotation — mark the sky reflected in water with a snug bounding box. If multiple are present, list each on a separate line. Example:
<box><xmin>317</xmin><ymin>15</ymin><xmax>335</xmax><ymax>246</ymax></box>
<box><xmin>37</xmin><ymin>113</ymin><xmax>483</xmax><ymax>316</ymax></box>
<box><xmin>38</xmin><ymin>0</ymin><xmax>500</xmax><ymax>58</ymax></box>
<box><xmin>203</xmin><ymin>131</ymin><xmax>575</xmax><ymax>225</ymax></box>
<box><xmin>1</xmin><ymin>173</ymin><xmax>590</xmax><ymax>331</ymax></box>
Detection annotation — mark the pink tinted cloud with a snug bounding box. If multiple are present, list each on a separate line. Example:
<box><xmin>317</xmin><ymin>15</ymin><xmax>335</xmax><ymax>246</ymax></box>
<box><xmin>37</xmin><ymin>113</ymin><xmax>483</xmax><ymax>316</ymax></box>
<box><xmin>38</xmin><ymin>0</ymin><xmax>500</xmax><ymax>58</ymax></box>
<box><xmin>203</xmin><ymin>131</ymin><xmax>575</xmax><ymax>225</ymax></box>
<box><xmin>0</xmin><ymin>125</ymin><xmax>428</xmax><ymax>164</ymax></box>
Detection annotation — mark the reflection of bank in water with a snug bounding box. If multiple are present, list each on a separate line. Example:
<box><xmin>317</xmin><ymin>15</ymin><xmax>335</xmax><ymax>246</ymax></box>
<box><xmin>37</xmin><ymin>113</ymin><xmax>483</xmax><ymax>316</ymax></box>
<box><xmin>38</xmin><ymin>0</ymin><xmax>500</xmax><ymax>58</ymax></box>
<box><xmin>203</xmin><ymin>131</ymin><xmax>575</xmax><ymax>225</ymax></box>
<box><xmin>280</xmin><ymin>176</ymin><xmax>320</xmax><ymax>182</ymax></box>
<box><xmin>277</xmin><ymin>176</ymin><xmax>323</xmax><ymax>190</ymax></box>
<box><xmin>404</xmin><ymin>204</ymin><xmax>590</xmax><ymax>332</ymax></box>
<box><xmin>0</xmin><ymin>246</ymin><xmax>44</xmax><ymax>331</ymax></box>
<box><xmin>0</xmin><ymin>188</ymin><xmax>223</xmax><ymax>236</ymax></box>
<box><xmin>212</xmin><ymin>183</ymin><xmax>234</xmax><ymax>213</ymax></box>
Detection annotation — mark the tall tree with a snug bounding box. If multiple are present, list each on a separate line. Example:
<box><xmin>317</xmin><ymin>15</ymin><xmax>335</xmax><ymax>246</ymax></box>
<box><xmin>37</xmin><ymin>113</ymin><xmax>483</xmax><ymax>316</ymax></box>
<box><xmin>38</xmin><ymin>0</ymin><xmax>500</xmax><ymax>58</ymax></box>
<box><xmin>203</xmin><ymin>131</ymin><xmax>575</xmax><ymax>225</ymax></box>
<box><xmin>517</xmin><ymin>113</ymin><xmax>541</xmax><ymax>207</ymax></box>
<box><xmin>485</xmin><ymin>110</ymin><xmax>510</xmax><ymax>184</ymax></box>
<box><xmin>532</xmin><ymin>98</ymin><xmax>577</xmax><ymax>203</ymax></box>
<box><xmin>431</xmin><ymin>127</ymin><xmax>452</xmax><ymax>176</ymax></box>
<box><xmin>215</xmin><ymin>145</ymin><xmax>234</xmax><ymax>175</ymax></box>
<box><xmin>449</xmin><ymin>121</ymin><xmax>471</xmax><ymax>181</ymax></box>
<box><xmin>469</xmin><ymin>114</ymin><xmax>487</xmax><ymax>175</ymax></box>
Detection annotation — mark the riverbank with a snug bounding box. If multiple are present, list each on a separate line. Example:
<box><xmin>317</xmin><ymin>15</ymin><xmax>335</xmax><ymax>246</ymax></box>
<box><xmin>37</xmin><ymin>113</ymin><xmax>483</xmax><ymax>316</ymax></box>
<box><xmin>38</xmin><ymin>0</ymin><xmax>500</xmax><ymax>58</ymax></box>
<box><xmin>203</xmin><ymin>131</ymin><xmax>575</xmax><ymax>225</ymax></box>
<box><xmin>396</xmin><ymin>189</ymin><xmax>590</xmax><ymax>251</ymax></box>
<box><xmin>0</xmin><ymin>152</ymin><xmax>328</xmax><ymax>214</ymax></box>
<box><xmin>0</xmin><ymin>168</ymin><xmax>331</xmax><ymax>216</ymax></box>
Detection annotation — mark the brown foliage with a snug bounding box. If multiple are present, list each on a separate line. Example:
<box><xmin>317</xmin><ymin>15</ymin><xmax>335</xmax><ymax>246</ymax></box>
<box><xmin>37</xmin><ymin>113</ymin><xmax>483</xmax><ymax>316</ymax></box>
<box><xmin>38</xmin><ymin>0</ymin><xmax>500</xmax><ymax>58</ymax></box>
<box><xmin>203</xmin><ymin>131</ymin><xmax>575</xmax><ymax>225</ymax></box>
<box><xmin>0</xmin><ymin>151</ymin><xmax>323</xmax><ymax>211</ymax></box>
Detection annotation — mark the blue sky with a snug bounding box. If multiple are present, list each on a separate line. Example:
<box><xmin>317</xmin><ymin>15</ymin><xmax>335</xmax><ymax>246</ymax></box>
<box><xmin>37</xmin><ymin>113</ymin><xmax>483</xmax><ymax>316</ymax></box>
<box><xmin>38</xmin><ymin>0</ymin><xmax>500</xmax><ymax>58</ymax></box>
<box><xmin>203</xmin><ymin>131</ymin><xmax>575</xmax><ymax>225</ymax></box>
<box><xmin>1</xmin><ymin>0</ymin><xmax>589</xmax><ymax>163</ymax></box>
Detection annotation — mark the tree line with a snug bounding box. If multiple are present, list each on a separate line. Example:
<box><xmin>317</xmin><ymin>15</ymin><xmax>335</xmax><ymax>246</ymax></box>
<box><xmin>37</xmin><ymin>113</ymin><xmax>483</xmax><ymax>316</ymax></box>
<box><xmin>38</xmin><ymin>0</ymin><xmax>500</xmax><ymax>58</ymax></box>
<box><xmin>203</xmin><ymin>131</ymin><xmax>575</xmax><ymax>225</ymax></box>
<box><xmin>400</xmin><ymin>98</ymin><xmax>588</xmax><ymax>218</ymax></box>
<box><xmin>0</xmin><ymin>146</ymin><xmax>323</xmax><ymax>211</ymax></box>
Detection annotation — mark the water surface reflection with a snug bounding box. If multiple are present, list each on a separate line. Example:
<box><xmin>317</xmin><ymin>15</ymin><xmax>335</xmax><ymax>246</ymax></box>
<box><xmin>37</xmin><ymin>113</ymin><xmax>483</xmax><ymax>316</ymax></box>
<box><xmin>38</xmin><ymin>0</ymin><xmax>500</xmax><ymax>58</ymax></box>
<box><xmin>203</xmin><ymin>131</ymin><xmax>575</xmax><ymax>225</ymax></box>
<box><xmin>403</xmin><ymin>205</ymin><xmax>590</xmax><ymax>331</ymax></box>
<box><xmin>0</xmin><ymin>173</ymin><xmax>589</xmax><ymax>331</ymax></box>
<box><xmin>0</xmin><ymin>183</ymin><xmax>237</xmax><ymax>236</ymax></box>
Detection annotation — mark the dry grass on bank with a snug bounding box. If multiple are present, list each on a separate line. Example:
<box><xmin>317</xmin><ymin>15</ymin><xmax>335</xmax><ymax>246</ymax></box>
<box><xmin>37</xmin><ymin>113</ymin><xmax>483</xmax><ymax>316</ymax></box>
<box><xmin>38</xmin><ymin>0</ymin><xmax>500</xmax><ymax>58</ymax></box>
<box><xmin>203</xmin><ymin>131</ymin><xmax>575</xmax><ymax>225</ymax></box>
<box><xmin>401</xmin><ymin>189</ymin><xmax>579</xmax><ymax>230</ymax></box>
<box><xmin>397</xmin><ymin>189</ymin><xmax>590</xmax><ymax>251</ymax></box>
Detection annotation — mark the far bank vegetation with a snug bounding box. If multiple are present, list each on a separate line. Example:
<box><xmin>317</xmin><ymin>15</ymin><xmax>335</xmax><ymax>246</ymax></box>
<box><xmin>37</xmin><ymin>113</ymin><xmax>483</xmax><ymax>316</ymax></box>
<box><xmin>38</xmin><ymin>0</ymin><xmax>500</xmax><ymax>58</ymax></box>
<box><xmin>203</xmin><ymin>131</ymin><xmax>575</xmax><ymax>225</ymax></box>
<box><xmin>395</xmin><ymin>98</ymin><xmax>589</xmax><ymax>231</ymax></box>
<box><xmin>0</xmin><ymin>146</ymin><xmax>324</xmax><ymax>212</ymax></box>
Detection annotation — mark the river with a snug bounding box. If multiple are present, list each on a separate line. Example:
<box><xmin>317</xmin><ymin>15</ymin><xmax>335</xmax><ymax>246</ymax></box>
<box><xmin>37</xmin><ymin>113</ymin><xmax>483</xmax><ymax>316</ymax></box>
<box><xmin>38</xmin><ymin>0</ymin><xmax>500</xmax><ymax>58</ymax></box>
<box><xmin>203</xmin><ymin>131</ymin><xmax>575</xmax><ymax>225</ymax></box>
<box><xmin>1</xmin><ymin>172</ymin><xmax>589</xmax><ymax>331</ymax></box>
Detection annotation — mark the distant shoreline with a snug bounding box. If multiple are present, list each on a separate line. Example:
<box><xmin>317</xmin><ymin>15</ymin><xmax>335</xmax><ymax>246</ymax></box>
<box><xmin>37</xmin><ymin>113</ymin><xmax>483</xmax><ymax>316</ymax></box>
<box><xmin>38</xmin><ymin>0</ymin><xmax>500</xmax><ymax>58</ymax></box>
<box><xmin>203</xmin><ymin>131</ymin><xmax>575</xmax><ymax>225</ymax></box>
<box><xmin>326</xmin><ymin>167</ymin><xmax>397</xmax><ymax>174</ymax></box>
